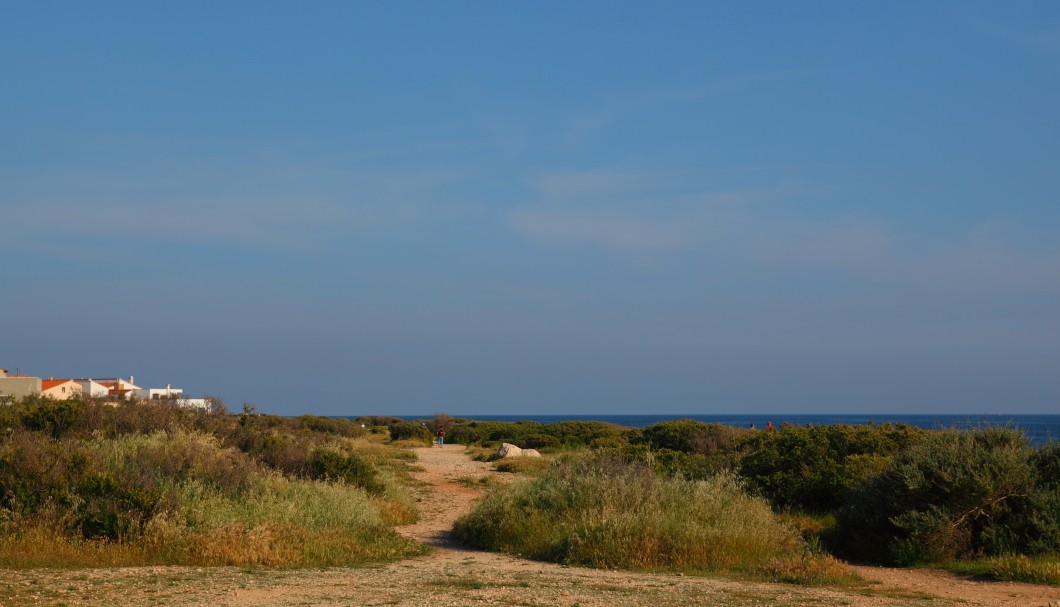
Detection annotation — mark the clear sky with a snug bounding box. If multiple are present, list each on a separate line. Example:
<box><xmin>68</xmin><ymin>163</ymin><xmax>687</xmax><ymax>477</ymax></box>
<box><xmin>2</xmin><ymin>2</ymin><xmax>1058</xmax><ymax>416</ymax></box>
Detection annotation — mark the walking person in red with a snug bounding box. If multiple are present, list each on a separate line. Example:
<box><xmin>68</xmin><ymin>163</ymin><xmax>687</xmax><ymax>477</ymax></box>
<box><xmin>436</xmin><ymin>426</ymin><xmax>445</xmax><ymax>447</ymax></box>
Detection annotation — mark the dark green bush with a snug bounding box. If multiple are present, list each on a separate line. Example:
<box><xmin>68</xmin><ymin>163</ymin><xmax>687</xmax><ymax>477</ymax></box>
<box><xmin>834</xmin><ymin>428</ymin><xmax>1042</xmax><ymax>564</ymax></box>
<box><xmin>738</xmin><ymin>423</ymin><xmax>925</xmax><ymax>512</ymax></box>
<box><xmin>77</xmin><ymin>472</ymin><xmax>161</xmax><ymax>540</ymax></box>
<box><xmin>20</xmin><ymin>398</ymin><xmax>87</xmax><ymax>439</ymax></box>
<box><xmin>353</xmin><ymin>415</ymin><xmax>403</xmax><ymax>426</ymax></box>
<box><xmin>444</xmin><ymin>420</ymin><xmax>630</xmax><ymax>450</ymax></box>
<box><xmin>309</xmin><ymin>448</ymin><xmax>384</xmax><ymax>493</ymax></box>
<box><xmin>388</xmin><ymin>421</ymin><xmax>433</xmax><ymax>443</ymax></box>
<box><xmin>296</xmin><ymin>415</ymin><xmax>368</xmax><ymax>438</ymax></box>
<box><xmin>637</xmin><ymin>419</ymin><xmax>749</xmax><ymax>455</ymax></box>
<box><xmin>991</xmin><ymin>441</ymin><xmax>1060</xmax><ymax>556</ymax></box>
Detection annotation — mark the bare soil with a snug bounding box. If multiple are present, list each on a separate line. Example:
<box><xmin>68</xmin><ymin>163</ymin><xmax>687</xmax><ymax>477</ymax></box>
<box><xmin>1</xmin><ymin>444</ymin><xmax>1056</xmax><ymax>607</ymax></box>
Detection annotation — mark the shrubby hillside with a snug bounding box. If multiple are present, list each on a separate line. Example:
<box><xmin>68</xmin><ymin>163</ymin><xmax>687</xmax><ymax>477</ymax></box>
<box><xmin>419</xmin><ymin>416</ymin><xmax>1059</xmax><ymax>582</ymax></box>
<box><xmin>0</xmin><ymin>397</ymin><xmax>425</xmax><ymax>567</ymax></box>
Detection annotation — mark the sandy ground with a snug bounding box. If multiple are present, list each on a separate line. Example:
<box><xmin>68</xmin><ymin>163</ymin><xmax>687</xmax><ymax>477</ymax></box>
<box><xmin>1</xmin><ymin>444</ymin><xmax>1056</xmax><ymax>607</ymax></box>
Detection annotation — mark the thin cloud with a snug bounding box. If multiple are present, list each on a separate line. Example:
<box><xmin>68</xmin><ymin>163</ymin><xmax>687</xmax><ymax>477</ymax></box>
<box><xmin>971</xmin><ymin>18</ymin><xmax>1060</xmax><ymax>54</ymax></box>
<box><xmin>509</xmin><ymin>167</ymin><xmax>1060</xmax><ymax>299</ymax></box>
<box><xmin>568</xmin><ymin>72</ymin><xmax>803</xmax><ymax>141</ymax></box>
<box><xmin>1</xmin><ymin>167</ymin><xmax>469</xmax><ymax>251</ymax></box>
<box><xmin>510</xmin><ymin>167</ymin><xmax>797</xmax><ymax>251</ymax></box>
<box><xmin>509</xmin><ymin>207</ymin><xmax>705</xmax><ymax>251</ymax></box>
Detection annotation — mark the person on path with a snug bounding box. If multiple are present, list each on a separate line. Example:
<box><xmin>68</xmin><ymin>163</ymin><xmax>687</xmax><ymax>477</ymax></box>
<box><xmin>436</xmin><ymin>427</ymin><xmax>445</xmax><ymax>447</ymax></box>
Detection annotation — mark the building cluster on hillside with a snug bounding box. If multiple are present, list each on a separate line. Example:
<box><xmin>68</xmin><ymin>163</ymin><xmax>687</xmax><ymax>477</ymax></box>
<box><xmin>0</xmin><ymin>367</ymin><xmax>210</xmax><ymax>411</ymax></box>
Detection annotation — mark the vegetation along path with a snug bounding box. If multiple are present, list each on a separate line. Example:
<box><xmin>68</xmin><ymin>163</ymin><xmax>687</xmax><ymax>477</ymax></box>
<box><xmin>1</xmin><ymin>444</ymin><xmax>1056</xmax><ymax>607</ymax></box>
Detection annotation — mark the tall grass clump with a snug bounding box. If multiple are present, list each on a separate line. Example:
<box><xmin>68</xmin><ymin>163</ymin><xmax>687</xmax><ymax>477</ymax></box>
<box><xmin>453</xmin><ymin>455</ymin><xmax>851</xmax><ymax>583</ymax></box>
<box><xmin>166</xmin><ymin>471</ymin><xmax>424</xmax><ymax>566</ymax></box>
<box><xmin>986</xmin><ymin>554</ymin><xmax>1060</xmax><ymax>585</ymax></box>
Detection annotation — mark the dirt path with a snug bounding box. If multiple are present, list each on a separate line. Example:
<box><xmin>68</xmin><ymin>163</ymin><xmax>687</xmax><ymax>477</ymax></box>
<box><xmin>0</xmin><ymin>444</ymin><xmax>1055</xmax><ymax>607</ymax></box>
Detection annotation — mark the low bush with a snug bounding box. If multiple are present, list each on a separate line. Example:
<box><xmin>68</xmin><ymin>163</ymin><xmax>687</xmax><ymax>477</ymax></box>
<box><xmin>738</xmin><ymin>423</ymin><xmax>925</xmax><ymax>512</ymax></box>
<box><xmin>296</xmin><ymin>415</ymin><xmax>367</xmax><ymax>438</ymax></box>
<box><xmin>452</xmin><ymin>455</ymin><xmax>849</xmax><ymax>583</ymax></box>
<box><xmin>445</xmin><ymin>420</ymin><xmax>631</xmax><ymax>450</ymax></box>
<box><xmin>308</xmin><ymin>447</ymin><xmax>385</xmax><ymax>493</ymax></box>
<box><xmin>636</xmin><ymin>419</ymin><xmax>749</xmax><ymax>456</ymax></box>
<box><xmin>834</xmin><ymin>428</ymin><xmax>1045</xmax><ymax>564</ymax></box>
<box><xmin>388</xmin><ymin>421</ymin><xmax>433</xmax><ymax>444</ymax></box>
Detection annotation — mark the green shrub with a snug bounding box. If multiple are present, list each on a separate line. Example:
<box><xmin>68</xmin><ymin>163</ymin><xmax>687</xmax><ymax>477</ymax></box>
<box><xmin>738</xmin><ymin>423</ymin><xmax>924</xmax><ymax>512</ymax></box>
<box><xmin>20</xmin><ymin>398</ymin><xmax>87</xmax><ymax>439</ymax></box>
<box><xmin>835</xmin><ymin>428</ymin><xmax>1040</xmax><ymax>564</ymax></box>
<box><xmin>637</xmin><ymin>419</ymin><xmax>748</xmax><ymax>455</ymax></box>
<box><xmin>614</xmin><ymin>444</ymin><xmax>728</xmax><ymax>480</ymax></box>
<box><xmin>991</xmin><ymin>440</ymin><xmax>1060</xmax><ymax>555</ymax></box>
<box><xmin>453</xmin><ymin>455</ymin><xmax>847</xmax><ymax>582</ymax></box>
<box><xmin>388</xmin><ymin>421</ymin><xmax>433</xmax><ymax>444</ymax></box>
<box><xmin>353</xmin><ymin>415</ymin><xmax>403</xmax><ymax>427</ymax></box>
<box><xmin>296</xmin><ymin>415</ymin><xmax>367</xmax><ymax>438</ymax></box>
<box><xmin>308</xmin><ymin>448</ymin><xmax>384</xmax><ymax>493</ymax></box>
<box><xmin>445</xmin><ymin>420</ymin><xmax>630</xmax><ymax>450</ymax></box>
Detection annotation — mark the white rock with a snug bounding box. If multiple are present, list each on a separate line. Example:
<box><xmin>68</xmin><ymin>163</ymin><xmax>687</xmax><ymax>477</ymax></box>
<box><xmin>522</xmin><ymin>449</ymin><xmax>542</xmax><ymax>458</ymax></box>
<box><xmin>497</xmin><ymin>443</ymin><xmax>523</xmax><ymax>458</ymax></box>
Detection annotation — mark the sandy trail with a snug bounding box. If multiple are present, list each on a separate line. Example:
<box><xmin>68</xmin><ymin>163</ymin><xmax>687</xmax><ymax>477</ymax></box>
<box><xmin>1</xmin><ymin>444</ymin><xmax>1055</xmax><ymax>607</ymax></box>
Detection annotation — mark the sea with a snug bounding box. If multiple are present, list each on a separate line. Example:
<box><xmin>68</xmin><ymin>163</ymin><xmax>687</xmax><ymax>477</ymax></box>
<box><xmin>387</xmin><ymin>414</ymin><xmax>1060</xmax><ymax>447</ymax></box>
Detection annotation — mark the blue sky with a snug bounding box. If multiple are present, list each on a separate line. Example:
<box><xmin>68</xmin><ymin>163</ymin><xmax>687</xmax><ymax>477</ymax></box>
<box><xmin>2</xmin><ymin>2</ymin><xmax>1058</xmax><ymax>415</ymax></box>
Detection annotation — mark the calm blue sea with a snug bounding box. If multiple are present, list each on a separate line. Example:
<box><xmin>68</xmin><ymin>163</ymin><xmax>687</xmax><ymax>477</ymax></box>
<box><xmin>387</xmin><ymin>414</ymin><xmax>1060</xmax><ymax>447</ymax></box>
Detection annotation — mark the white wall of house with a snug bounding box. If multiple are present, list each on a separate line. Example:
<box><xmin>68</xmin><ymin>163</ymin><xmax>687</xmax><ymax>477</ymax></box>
<box><xmin>136</xmin><ymin>385</ymin><xmax>184</xmax><ymax>400</ymax></box>
<box><xmin>41</xmin><ymin>380</ymin><xmax>83</xmax><ymax>400</ymax></box>
<box><xmin>94</xmin><ymin>377</ymin><xmax>141</xmax><ymax>399</ymax></box>
<box><xmin>74</xmin><ymin>379</ymin><xmax>111</xmax><ymax>398</ymax></box>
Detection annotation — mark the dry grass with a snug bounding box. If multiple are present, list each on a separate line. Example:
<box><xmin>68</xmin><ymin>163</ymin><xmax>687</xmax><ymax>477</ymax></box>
<box><xmin>493</xmin><ymin>456</ymin><xmax>552</xmax><ymax>476</ymax></box>
<box><xmin>988</xmin><ymin>554</ymin><xmax>1060</xmax><ymax>585</ymax></box>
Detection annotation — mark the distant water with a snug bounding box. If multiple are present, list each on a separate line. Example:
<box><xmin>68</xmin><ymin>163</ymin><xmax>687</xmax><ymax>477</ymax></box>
<box><xmin>386</xmin><ymin>413</ymin><xmax>1059</xmax><ymax>447</ymax></box>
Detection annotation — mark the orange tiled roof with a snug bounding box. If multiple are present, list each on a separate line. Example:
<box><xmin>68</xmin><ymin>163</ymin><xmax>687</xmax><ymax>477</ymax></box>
<box><xmin>41</xmin><ymin>379</ymin><xmax>75</xmax><ymax>390</ymax></box>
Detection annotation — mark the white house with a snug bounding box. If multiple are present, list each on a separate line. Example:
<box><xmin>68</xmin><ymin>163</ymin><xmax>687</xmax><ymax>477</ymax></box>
<box><xmin>74</xmin><ymin>378</ymin><xmax>112</xmax><ymax>398</ymax></box>
<box><xmin>41</xmin><ymin>378</ymin><xmax>82</xmax><ymax>400</ymax></box>
<box><xmin>92</xmin><ymin>376</ymin><xmax>142</xmax><ymax>400</ymax></box>
<box><xmin>135</xmin><ymin>383</ymin><xmax>211</xmax><ymax>412</ymax></box>
<box><xmin>135</xmin><ymin>383</ymin><xmax>183</xmax><ymax>400</ymax></box>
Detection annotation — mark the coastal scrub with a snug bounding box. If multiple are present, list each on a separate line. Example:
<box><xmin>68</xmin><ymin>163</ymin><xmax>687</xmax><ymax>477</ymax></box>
<box><xmin>452</xmin><ymin>455</ymin><xmax>851</xmax><ymax>583</ymax></box>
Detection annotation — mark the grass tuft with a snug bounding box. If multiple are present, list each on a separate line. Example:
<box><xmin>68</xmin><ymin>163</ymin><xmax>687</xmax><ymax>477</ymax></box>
<box><xmin>453</xmin><ymin>455</ymin><xmax>853</xmax><ymax>583</ymax></box>
<box><xmin>494</xmin><ymin>457</ymin><xmax>552</xmax><ymax>476</ymax></box>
